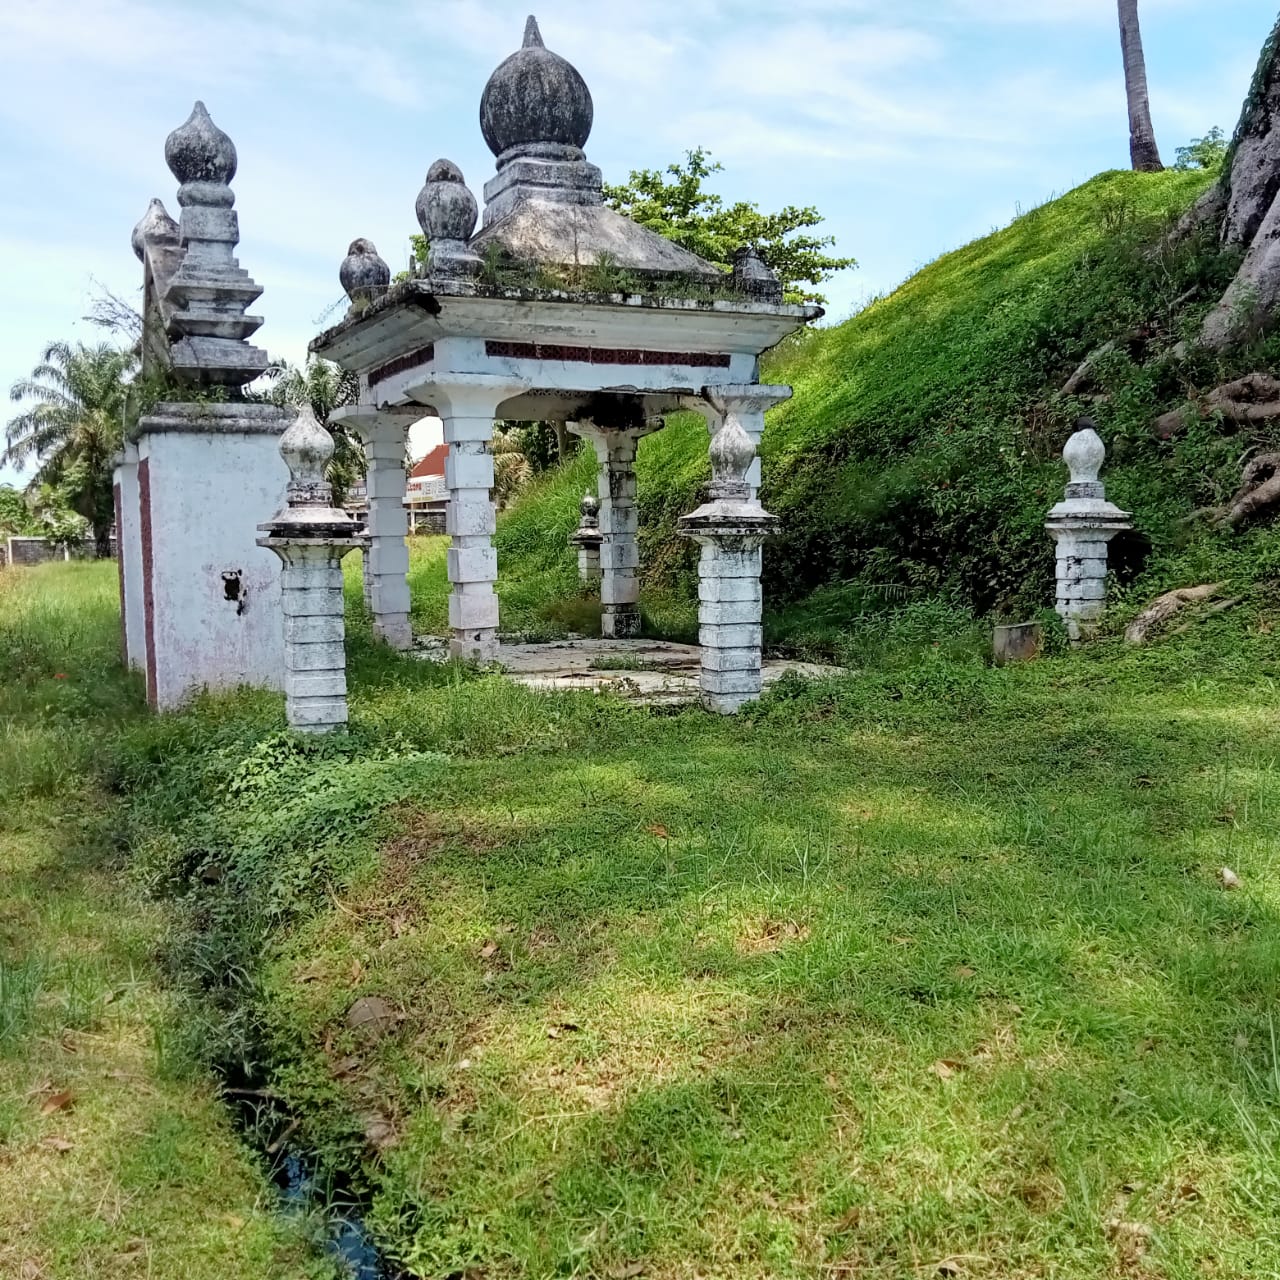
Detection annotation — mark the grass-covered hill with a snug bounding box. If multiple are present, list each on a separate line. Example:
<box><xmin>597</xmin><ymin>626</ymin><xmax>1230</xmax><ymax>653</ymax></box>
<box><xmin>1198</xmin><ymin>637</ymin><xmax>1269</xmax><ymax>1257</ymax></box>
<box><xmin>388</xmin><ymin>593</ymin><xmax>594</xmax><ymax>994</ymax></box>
<box><xmin>482</xmin><ymin>167</ymin><xmax>1280</xmax><ymax>661</ymax></box>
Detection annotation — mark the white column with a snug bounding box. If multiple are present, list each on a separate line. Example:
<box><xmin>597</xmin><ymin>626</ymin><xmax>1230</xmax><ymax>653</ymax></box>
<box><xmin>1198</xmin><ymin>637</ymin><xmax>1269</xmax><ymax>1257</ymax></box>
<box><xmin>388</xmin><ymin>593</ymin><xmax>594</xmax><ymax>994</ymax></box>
<box><xmin>690</xmin><ymin>533</ymin><xmax>768</xmax><ymax>713</ymax></box>
<box><xmin>279</xmin><ymin>544</ymin><xmax>356</xmax><ymax>732</ymax></box>
<box><xmin>420</xmin><ymin>376</ymin><xmax>528</xmax><ymax>662</ymax></box>
<box><xmin>331</xmin><ymin>406</ymin><xmax>415</xmax><ymax>650</ymax></box>
<box><xmin>569</xmin><ymin>422</ymin><xmax>658</xmax><ymax>639</ymax></box>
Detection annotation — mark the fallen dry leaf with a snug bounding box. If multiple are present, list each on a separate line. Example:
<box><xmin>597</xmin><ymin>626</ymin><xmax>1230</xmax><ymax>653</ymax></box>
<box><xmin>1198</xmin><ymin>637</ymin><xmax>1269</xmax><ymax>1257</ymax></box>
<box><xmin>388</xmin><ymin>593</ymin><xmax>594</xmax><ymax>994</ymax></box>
<box><xmin>21</xmin><ymin>1260</ymin><xmax>45</xmax><ymax>1279</ymax></box>
<box><xmin>645</xmin><ymin>823</ymin><xmax>670</xmax><ymax>839</ymax></box>
<box><xmin>931</xmin><ymin>1059</ymin><xmax>963</xmax><ymax>1081</ymax></box>
<box><xmin>612</xmin><ymin>1264</ymin><xmax>645</xmax><ymax>1279</ymax></box>
<box><xmin>954</xmin><ymin>966</ymin><xmax>976</xmax><ymax>980</ymax></box>
<box><xmin>39</xmin><ymin>1090</ymin><xmax>74</xmax><ymax>1116</ymax></box>
<box><xmin>1220</xmin><ymin>866</ymin><xmax>1242</xmax><ymax>890</ymax></box>
<box><xmin>40</xmin><ymin>1136</ymin><xmax>73</xmax><ymax>1153</ymax></box>
<box><xmin>349</xmin><ymin>957</ymin><xmax>365</xmax><ymax>984</ymax></box>
<box><xmin>479</xmin><ymin>940</ymin><xmax>498</xmax><ymax>959</ymax></box>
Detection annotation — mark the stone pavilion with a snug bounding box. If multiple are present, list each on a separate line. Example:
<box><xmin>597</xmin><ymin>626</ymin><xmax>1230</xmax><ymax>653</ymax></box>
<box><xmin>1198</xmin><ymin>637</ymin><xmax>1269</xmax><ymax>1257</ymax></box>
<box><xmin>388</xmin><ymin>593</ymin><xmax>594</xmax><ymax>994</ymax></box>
<box><xmin>313</xmin><ymin>16</ymin><xmax>820</xmax><ymax>712</ymax></box>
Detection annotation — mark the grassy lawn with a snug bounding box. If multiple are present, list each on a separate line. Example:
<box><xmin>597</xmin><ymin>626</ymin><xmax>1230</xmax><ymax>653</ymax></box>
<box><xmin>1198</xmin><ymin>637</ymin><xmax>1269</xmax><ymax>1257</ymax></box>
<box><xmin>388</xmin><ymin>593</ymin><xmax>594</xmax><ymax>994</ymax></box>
<box><xmin>6</xmin><ymin>560</ymin><xmax>1280</xmax><ymax>1278</ymax></box>
<box><xmin>0</xmin><ymin>564</ymin><xmax>329</xmax><ymax>1280</ymax></box>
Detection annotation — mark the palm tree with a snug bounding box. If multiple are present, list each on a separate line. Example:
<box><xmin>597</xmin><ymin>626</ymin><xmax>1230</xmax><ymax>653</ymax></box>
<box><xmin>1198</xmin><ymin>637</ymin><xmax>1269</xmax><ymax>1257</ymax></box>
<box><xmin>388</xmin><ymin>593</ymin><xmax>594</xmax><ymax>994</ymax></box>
<box><xmin>5</xmin><ymin>342</ymin><xmax>135</xmax><ymax>557</ymax></box>
<box><xmin>1118</xmin><ymin>0</ymin><xmax>1163</xmax><ymax>172</ymax></box>
<box><xmin>265</xmin><ymin>358</ymin><xmax>363</xmax><ymax>506</ymax></box>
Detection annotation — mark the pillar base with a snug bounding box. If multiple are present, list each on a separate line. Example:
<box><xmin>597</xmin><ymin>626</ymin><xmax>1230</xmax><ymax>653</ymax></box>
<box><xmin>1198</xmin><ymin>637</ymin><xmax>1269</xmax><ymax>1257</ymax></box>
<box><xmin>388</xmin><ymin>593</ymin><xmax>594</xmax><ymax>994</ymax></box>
<box><xmin>450</xmin><ymin>631</ymin><xmax>498</xmax><ymax>663</ymax></box>
<box><xmin>602</xmin><ymin>603</ymin><xmax>641</xmax><ymax>639</ymax></box>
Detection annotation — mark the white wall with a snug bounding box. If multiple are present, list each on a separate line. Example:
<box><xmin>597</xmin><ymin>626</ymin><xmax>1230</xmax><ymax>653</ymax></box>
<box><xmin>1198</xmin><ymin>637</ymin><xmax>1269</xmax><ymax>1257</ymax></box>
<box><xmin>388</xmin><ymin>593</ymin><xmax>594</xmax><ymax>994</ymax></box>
<box><xmin>138</xmin><ymin>430</ymin><xmax>287</xmax><ymax>709</ymax></box>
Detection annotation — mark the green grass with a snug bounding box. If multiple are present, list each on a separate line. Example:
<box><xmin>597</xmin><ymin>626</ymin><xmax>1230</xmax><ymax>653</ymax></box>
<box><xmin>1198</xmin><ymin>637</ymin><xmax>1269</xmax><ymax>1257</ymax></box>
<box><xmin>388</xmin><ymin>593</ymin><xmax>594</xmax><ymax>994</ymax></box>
<box><xmin>0</xmin><ymin>564</ymin><xmax>332</xmax><ymax>1280</ymax></box>
<box><xmin>16</xmin><ymin>559</ymin><xmax>1277</xmax><ymax>1279</ymax></box>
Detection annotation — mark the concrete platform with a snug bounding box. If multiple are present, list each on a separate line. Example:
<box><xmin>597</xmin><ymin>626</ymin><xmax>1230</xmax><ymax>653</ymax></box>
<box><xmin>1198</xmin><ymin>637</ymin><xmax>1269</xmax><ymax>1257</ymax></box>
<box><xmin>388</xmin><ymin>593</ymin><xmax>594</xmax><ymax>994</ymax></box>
<box><xmin>417</xmin><ymin>636</ymin><xmax>840</xmax><ymax>705</ymax></box>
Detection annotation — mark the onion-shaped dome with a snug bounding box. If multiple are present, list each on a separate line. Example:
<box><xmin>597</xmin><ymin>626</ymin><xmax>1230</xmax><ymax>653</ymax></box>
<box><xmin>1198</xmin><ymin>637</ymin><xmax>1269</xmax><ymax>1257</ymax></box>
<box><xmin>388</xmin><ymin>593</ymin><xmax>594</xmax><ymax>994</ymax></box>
<box><xmin>1064</xmin><ymin>420</ymin><xmax>1106</xmax><ymax>487</ymax></box>
<box><xmin>131</xmin><ymin>197</ymin><xmax>179</xmax><ymax>261</ymax></box>
<box><xmin>339</xmin><ymin>238</ymin><xmax>390</xmax><ymax>312</ymax></box>
<box><xmin>165</xmin><ymin>100</ymin><xmax>237</xmax><ymax>186</ymax></box>
<box><xmin>415</xmin><ymin>161</ymin><xmax>479</xmax><ymax>243</ymax></box>
<box><xmin>479</xmin><ymin>16</ymin><xmax>592</xmax><ymax>160</ymax></box>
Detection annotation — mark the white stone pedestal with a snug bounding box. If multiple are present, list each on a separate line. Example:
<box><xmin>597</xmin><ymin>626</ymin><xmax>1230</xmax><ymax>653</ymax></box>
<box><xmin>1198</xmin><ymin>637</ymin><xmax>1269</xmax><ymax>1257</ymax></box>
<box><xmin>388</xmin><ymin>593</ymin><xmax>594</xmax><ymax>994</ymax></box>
<box><xmin>682</xmin><ymin>520</ymin><xmax>775</xmax><ymax>713</ymax></box>
<box><xmin>135</xmin><ymin>402</ymin><xmax>288</xmax><ymax>709</ymax></box>
<box><xmin>1045</xmin><ymin>425</ymin><xmax>1131</xmax><ymax>641</ymax></box>
<box><xmin>272</xmin><ymin>541</ymin><xmax>361</xmax><ymax>731</ymax></box>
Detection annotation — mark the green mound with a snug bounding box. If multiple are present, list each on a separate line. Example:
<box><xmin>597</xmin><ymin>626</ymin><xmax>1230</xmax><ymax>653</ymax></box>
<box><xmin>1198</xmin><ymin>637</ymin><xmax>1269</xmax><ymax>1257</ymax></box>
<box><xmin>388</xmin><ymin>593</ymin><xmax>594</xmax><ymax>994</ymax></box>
<box><xmin>492</xmin><ymin>168</ymin><xmax>1280</xmax><ymax>660</ymax></box>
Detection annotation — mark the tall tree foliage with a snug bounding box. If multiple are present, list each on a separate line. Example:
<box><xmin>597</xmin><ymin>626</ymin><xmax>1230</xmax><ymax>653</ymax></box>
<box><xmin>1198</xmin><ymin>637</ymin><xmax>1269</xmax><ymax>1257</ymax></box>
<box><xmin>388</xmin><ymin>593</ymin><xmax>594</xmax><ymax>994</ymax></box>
<box><xmin>264</xmin><ymin>358</ymin><xmax>363</xmax><ymax>506</ymax></box>
<box><xmin>5</xmin><ymin>342</ymin><xmax>134</xmax><ymax>557</ymax></box>
<box><xmin>603</xmin><ymin>148</ymin><xmax>855</xmax><ymax>305</ymax></box>
<box><xmin>1118</xmin><ymin>0</ymin><xmax>1164</xmax><ymax>172</ymax></box>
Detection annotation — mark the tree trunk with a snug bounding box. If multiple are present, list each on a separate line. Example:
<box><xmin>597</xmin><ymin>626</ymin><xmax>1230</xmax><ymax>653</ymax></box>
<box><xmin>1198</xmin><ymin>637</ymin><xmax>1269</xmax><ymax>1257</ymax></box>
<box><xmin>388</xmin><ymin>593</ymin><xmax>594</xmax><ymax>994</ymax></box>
<box><xmin>1118</xmin><ymin>0</ymin><xmax>1163</xmax><ymax>172</ymax></box>
<box><xmin>94</xmin><ymin>521</ymin><xmax>113</xmax><ymax>559</ymax></box>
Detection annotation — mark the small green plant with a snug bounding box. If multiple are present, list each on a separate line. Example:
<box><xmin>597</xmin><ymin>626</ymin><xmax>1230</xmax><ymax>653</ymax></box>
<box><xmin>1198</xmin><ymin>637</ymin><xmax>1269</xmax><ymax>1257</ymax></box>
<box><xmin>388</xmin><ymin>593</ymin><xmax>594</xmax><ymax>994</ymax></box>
<box><xmin>1175</xmin><ymin>126</ymin><xmax>1229</xmax><ymax>171</ymax></box>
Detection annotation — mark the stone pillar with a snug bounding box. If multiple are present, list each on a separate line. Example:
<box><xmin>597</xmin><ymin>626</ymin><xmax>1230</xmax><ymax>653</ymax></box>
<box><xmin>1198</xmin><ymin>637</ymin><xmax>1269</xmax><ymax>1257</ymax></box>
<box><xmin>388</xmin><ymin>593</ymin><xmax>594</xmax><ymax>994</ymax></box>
<box><xmin>1045</xmin><ymin>424</ymin><xmax>1131</xmax><ymax>641</ymax></box>
<box><xmin>680</xmin><ymin>385</ymin><xmax>791</xmax><ymax>714</ymax></box>
<box><xmin>569</xmin><ymin>422</ymin><xmax>658</xmax><ymax>639</ymax></box>
<box><xmin>422</xmin><ymin>375</ymin><xmax>527</xmax><ymax>662</ymax></box>
<box><xmin>330</xmin><ymin>405</ymin><xmax>416</xmax><ymax>649</ymax></box>
<box><xmin>569</xmin><ymin>492</ymin><xmax>602</xmax><ymax>585</ymax></box>
<box><xmin>259</xmin><ymin>408</ymin><xmax>364</xmax><ymax>733</ymax></box>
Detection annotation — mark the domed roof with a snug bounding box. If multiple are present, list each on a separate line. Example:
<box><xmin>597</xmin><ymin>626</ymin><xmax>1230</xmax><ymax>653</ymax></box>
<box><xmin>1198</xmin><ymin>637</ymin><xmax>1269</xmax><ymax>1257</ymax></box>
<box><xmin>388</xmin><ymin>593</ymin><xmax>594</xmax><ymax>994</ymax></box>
<box><xmin>165</xmin><ymin>101</ymin><xmax>237</xmax><ymax>186</ymax></box>
<box><xmin>479</xmin><ymin>16</ymin><xmax>592</xmax><ymax>160</ymax></box>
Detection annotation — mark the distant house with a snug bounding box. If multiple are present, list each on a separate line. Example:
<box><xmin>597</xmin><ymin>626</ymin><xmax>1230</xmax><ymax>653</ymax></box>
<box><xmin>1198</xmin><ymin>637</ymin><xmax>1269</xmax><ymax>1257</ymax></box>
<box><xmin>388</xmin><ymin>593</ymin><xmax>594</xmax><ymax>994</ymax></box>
<box><xmin>406</xmin><ymin>444</ymin><xmax>448</xmax><ymax>533</ymax></box>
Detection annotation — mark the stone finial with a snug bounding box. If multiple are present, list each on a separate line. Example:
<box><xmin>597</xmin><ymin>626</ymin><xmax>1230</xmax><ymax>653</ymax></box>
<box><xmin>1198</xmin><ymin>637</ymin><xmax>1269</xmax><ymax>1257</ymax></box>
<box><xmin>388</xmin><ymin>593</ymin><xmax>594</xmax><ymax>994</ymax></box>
<box><xmin>708</xmin><ymin>416</ymin><xmax>756</xmax><ymax>501</ymax></box>
<box><xmin>416</xmin><ymin>161</ymin><xmax>483</xmax><ymax>278</ymax></box>
<box><xmin>732</xmin><ymin>246</ymin><xmax>783</xmax><ymax>302</ymax></box>
<box><xmin>159</xmin><ymin>101</ymin><xmax>267</xmax><ymax>387</ymax></box>
<box><xmin>339</xmin><ymin>238</ymin><xmax>390</xmax><ymax>315</ymax></box>
<box><xmin>165</xmin><ymin>101</ymin><xmax>237</xmax><ymax>189</ymax></box>
<box><xmin>282</xmin><ymin>405</ymin><xmax>335</xmax><ymax>506</ymax></box>
<box><xmin>1063</xmin><ymin>420</ymin><xmax>1106</xmax><ymax>498</ymax></box>
<box><xmin>579</xmin><ymin>491</ymin><xmax>600</xmax><ymax>529</ymax></box>
<box><xmin>261</xmin><ymin>405</ymin><xmax>359</xmax><ymax>534</ymax></box>
<box><xmin>479</xmin><ymin>15</ymin><xmax>593</xmax><ymax>162</ymax></box>
<box><xmin>131</xmin><ymin>198</ymin><xmax>180</xmax><ymax>261</ymax></box>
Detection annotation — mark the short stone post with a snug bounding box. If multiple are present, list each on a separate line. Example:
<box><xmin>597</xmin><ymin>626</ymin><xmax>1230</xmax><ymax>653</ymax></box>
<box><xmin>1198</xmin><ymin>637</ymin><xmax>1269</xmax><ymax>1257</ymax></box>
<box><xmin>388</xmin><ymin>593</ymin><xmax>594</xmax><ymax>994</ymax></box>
<box><xmin>1045</xmin><ymin>423</ymin><xmax>1131</xmax><ymax>640</ymax></box>
<box><xmin>570</xmin><ymin>492</ymin><xmax>602</xmax><ymax>585</ymax></box>
<box><xmin>680</xmin><ymin>385</ymin><xmax>791</xmax><ymax>714</ymax></box>
<box><xmin>568</xmin><ymin>422</ymin><xmax>659</xmax><ymax>638</ymax></box>
<box><xmin>329</xmin><ymin>404</ymin><xmax>417</xmax><ymax>649</ymax></box>
<box><xmin>258</xmin><ymin>407</ymin><xmax>364</xmax><ymax>733</ymax></box>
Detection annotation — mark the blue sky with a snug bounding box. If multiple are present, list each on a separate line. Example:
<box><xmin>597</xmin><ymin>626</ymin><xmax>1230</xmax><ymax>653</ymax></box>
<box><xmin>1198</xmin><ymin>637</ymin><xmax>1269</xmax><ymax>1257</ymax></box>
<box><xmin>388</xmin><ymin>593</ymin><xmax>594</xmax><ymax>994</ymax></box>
<box><xmin>0</xmin><ymin>0</ymin><xmax>1273</xmax><ymax>486</ymax></box>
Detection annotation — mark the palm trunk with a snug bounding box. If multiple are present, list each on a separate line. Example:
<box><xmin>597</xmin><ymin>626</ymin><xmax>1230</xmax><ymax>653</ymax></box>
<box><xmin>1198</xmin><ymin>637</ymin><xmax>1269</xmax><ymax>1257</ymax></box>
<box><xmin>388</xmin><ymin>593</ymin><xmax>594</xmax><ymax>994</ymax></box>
<box><xmin>1118</xmin><ymin>0</ymin><xmax>1163</xmax><ymax>172</ymax></box>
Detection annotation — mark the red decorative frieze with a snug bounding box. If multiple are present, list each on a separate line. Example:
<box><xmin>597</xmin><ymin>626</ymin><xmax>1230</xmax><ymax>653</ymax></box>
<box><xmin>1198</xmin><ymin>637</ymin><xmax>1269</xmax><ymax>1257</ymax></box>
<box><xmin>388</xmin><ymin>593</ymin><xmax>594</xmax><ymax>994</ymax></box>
<box><xmin>484</xmin><ymin>340</ymin><xmax>730</xmax><ymax>368</ymax></box>
<box><xmin>369</xmin><ymin>343</ymin><xmax>435</xmax><ymax>388</ymax></box>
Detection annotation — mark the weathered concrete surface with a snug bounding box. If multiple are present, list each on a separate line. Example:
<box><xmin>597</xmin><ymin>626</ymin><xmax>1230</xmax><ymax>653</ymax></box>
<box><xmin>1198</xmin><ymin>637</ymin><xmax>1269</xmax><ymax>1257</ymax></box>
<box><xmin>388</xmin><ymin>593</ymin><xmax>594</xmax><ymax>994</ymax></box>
<box><xmin>416</xmin><ymin>638</ymin><xmax>839</xmax><ymax>706</ymax></box>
